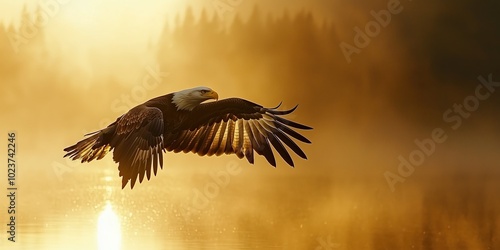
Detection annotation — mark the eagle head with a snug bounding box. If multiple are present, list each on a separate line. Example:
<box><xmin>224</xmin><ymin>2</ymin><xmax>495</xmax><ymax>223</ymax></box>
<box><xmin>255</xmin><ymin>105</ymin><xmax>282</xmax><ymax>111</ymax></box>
<box><xmin>172</xmin><ymin>86</ymin><xmax>219</xmax><ymax>111</ymax></box>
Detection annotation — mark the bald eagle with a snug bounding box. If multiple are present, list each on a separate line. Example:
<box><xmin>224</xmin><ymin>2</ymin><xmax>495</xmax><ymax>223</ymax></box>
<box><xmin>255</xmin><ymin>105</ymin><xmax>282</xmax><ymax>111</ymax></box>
<box><xmin>64</xmin><ymin>87</ymin><xmax>312</xmax><ymax>189</ymax></box>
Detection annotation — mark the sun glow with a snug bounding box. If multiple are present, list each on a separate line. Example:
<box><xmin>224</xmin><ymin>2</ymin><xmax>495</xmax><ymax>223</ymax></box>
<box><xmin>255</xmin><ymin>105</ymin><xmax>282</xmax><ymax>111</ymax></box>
<box><xmin>97</xmin><ymin>202</ymin><xmax>121</xmax><ymax>250</ymax></box>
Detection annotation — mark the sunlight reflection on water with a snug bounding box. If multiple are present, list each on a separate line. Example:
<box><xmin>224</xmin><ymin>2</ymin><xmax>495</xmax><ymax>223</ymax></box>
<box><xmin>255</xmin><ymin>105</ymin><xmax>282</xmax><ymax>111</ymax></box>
<box><xmin>97</xmin><ymin>202</ymin><xmax>121</xmax><ymax>250</ymax></box>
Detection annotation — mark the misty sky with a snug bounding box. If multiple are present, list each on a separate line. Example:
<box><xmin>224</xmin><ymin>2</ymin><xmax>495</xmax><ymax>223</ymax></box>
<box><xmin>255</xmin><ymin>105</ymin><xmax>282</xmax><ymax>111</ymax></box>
<box><xmin>1</xmin><ymin>0</ymin><xmax>499</xmax><ymax>134</ymax></box>
<box><xmin>1</xmin><ymin>0</ymin><xmax>499</xmax><ymax>148</ymax></box>
<box><xmin>1</xmin><ymin>1</ymin><xmax>499</xmax><ymax>249</ymax></box>
<box><xmin>2</xmin><ymin>0</ymin><xmax>497</xmax><ymax>78</ymax></box>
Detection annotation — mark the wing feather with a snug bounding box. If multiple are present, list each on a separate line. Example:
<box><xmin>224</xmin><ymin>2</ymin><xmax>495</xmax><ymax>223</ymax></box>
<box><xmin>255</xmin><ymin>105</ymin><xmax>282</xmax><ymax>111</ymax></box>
<box><xmin>242</xmin><ymin>120</ymin><xmax>254</xmax><ymax>163</ymax></box>
<box><xmin>166</xmin><ymin>98</ymin><xmax>311</xmax><ymax>167</ymax></box>
<box><xmin>273</xmin><ymin>115</ymin><xmax>313</xmax><ymax>130</ymax></box>
<box><xmin>211</xmin><ymin>121</ymin><xmax>228</xmax><ymax>156</ymax></box>
<box><xmin>112</xmin><ymin>106</ymin><xmax>165</xmax><ymax>189</ymax></box>
<box><xmin>198</xmin><ymin>122</ymin><xmax>220</xmax><ymax>156</ymax></box>
<box><xmin>172</xmin><ymin>132</ymin><xmax>189</xmax><ymax>153</ymax></box>
<box><xmin>232</xmin><ymin>120</ymin><xmax>244</xmax><ymax>158</ymax></box>
<box><xmin>224</xmin><ymin>119</ymin><xmax>236</xmax><ymax>155</ymax></box>
<box><xmin>193</xmin><ymin>123</ymin><xmax>214</xmax><ymax>155</ymax></box>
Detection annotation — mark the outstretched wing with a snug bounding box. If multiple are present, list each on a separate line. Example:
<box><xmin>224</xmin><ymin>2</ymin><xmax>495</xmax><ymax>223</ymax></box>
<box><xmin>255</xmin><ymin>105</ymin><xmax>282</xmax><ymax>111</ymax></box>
<box><xmin>166</xmin><ymin>98</ymin><xmax>312</xmax><ymax>167</ymax></box>
<box><xmin>112</xmin><ymin>105</ymin><xmax>165</xmax><ymax>189</ymax></box>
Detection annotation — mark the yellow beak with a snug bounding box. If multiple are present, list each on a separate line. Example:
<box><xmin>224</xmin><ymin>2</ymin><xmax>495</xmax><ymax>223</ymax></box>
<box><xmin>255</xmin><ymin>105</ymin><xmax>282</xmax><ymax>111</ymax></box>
<box><xmin>206</xmin><ymin>90</ymin><xmax>219</xmax><ymax>101</ymax></box>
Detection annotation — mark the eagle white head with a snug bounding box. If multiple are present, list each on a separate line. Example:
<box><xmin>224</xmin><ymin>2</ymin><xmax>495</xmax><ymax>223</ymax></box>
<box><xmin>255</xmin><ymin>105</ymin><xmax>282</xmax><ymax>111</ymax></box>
<box><xmin>172</xmin><ymin>86</ymin><xmax>219</xmax><ymax>111</ymax></box>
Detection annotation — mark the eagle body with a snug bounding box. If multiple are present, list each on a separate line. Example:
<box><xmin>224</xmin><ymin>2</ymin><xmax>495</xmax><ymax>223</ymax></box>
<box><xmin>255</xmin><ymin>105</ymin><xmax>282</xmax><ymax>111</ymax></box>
<box><xmin>64</xmin><ymin>87</ymin><xmax>312</xmax><ymax>189</ymax></box>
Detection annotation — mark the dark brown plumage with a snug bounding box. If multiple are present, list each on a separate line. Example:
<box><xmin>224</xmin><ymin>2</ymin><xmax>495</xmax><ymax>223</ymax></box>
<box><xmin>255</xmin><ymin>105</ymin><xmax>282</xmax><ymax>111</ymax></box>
<box><xmin>64</xmin><ymin>87</ymin><xmax>312</xmax><ymax>189</ymax></box>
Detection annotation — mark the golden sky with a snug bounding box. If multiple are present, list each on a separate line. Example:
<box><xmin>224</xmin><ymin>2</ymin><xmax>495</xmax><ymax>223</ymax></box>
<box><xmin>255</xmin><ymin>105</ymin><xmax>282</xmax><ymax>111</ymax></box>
<box><xmin>1</xmin><ymin>0</ymin><xmax>500</xmax><ymax>249</ymax></box>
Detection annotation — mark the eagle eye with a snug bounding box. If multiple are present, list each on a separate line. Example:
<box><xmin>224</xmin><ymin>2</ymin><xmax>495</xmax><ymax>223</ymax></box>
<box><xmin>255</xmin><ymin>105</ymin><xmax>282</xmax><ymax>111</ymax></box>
<box><xmin>200</xmin><ymin>90</ymin><xmax>208</xmax><ymax>94</ymax></box>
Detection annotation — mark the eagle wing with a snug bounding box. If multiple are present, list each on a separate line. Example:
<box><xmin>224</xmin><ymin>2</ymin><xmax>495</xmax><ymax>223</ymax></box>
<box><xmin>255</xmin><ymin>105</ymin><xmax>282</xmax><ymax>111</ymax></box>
<box><xmin>112</xmin><ymin>105</ymin><xmax>165</xmax><ymax>189</ymax></box>
<box><xmin>166</xmin><ymin>98</ymin><xmax>312</xmax><ymax>167</ymax></box>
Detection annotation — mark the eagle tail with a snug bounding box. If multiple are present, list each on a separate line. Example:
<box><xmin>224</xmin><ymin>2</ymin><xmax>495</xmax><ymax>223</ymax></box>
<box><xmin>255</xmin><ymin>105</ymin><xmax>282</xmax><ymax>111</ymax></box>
<box><xmin>63</xmin><ymin>129</ymin><xmax>113</xmax><ymax>163</ymax></box>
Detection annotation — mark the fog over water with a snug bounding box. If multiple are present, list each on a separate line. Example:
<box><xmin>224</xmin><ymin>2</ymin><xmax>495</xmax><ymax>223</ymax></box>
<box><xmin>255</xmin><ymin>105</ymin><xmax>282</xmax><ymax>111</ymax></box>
<box><xmin>1</xmin><ymin>0</ymin><xmax>499</xmax><ymax>249</ymax></box>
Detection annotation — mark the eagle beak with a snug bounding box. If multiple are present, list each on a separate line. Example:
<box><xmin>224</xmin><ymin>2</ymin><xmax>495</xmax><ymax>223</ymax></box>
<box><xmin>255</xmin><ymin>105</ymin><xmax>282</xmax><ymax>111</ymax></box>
<box><xmin>208</xmin><ymin>90</ymin><xmax>219</xmax><ymax>101</ymax></box>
